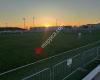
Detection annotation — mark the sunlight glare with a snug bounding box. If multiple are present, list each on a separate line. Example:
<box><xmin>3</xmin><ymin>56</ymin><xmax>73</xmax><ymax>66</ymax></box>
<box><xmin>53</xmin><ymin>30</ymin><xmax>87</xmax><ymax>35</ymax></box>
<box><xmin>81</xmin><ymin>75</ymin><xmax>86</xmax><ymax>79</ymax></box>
<box><xmin>44</xmin><ymin>24</ymin><xmax>51</xmax><ymax>27</ymax></box>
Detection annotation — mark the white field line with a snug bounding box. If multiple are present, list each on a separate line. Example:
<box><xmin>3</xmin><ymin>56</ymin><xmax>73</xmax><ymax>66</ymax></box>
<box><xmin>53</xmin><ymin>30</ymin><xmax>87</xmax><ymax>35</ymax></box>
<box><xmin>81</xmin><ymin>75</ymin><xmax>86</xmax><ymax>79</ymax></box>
<box><xmin>84</xmin><ymin>57</ymin><xmax>98</xmax><ymax>67</ymax></box>
<box><xmin>62</xmin><ymin>56</ymin><xmax>98</xmax><ymax>80</ymax></box>
<box><xmin>53</xmin><ymin>54</ymin><xmax>80</xmax><ymax>67</ymax></box>
<box><xmin>22</xmin><ymin>68</ymin><xmax>49</xmax><ymax>80</ymax></box>
<box><xmin>96</xmin><ymin>59</ymin><xmax>100</xmax><ymax>61</ymax></box>
<box><xmin>0</xmin><ymin>57</ymin><xmax>51</xmax><ymax>76</ymax></box>
<box><xmin>62</xmin><ymin>68</ymin><xmax>80</xmax><ymax>80</ymax></box>
<box><xmin>53</xmin><ymin>47</ymin><xmax>97</xmax><ymax>79</ymax></box>
<box><xmin>50</xmin><ymin>40</ymin><xmax>100</xmax><ymax>58</ymax></box>
<box><xmin>0</xmin><ymin>40</ymin><xmax>100</xmax><ymax>76</ymax></box>
<box><xmin>53</xmin><ymin>46</ymin><xmax>97</xmax><ymax>67</ymax></box>
<box><xmin>53</xmin><ymin>47</ymin><xmax>97</xmax><ymax>80</ymax></box>
<box><xmin>53</xmin><ymin>59</ymin><xmax>67</xmax><ymax>67</ymax></box>
<box><xmin>22</xmin><ymin>45</ymin><xmax>97</xmax><ymax>80</ymax></box>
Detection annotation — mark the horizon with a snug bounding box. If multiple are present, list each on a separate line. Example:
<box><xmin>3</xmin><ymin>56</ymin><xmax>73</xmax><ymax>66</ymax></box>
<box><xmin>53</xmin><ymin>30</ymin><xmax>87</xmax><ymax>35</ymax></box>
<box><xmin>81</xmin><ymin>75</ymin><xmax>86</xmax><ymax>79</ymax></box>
<box><xmin>0</xmin><ymin>0</ymin><xmax>100</xmax><ymax>28</ymax></box>
<box><xmin>0</xmin><ymin>22</ymin><xmax>100</xmax><ymax>29</ymax></box>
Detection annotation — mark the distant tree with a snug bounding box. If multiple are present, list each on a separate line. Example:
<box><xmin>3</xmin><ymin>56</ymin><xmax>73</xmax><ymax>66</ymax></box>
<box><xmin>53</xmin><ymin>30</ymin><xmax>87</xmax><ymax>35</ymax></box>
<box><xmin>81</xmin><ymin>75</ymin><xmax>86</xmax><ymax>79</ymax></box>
<box><xmin>0</xmin><ymin>27</ymin><xmax>26</xmax><ymax>31</ymax></box>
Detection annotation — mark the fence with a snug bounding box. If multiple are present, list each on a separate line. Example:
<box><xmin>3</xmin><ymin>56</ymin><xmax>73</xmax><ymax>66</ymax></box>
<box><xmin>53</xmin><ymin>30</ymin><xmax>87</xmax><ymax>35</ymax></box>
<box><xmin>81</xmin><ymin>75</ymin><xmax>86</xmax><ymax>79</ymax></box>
<box><xmin>53</xmin><ymin>47</ymin><xmax>99</xmax><ymax>80</ymax></box>
<box><xmin>0</xmin><ymin>41</ymin><xmax>100</xmax><ymax>80</ymax></box>
<box><xmin>22</xmin><ymin>68</ymin><xmax>51</xmax><ymax>80</ymax></box>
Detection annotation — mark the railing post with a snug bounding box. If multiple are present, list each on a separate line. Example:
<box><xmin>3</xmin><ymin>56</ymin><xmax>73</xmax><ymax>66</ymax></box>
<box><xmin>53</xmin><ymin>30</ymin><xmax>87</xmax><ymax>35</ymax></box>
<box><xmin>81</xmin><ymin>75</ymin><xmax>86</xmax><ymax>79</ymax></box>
<box><xmin>50</xmin><ymin>67</ymin><xmax>53</xmax><ymax>80</ymax></box>
<box><xmin>49</xmin><ymin>67</ymin><xmax>54</xmax><ymax>80</ymax></box>
<box><xmin>97</xmin><ymin>47</ymin><xmax>99</xmax><ymax>57</ymax></box>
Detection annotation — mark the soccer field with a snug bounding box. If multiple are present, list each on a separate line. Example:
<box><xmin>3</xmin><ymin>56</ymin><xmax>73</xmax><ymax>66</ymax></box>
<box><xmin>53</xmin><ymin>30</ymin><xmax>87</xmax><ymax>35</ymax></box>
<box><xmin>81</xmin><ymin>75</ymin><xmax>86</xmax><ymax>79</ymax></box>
<box><xmin>0</xmin><ymin>30</ymin><xmax>100</xmax><ymax>80</ymax></box>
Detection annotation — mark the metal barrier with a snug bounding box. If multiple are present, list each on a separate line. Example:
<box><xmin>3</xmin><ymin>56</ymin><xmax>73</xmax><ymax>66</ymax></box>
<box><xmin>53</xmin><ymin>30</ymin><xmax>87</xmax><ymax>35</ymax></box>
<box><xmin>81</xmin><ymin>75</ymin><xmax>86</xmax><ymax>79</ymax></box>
<box><xmin>21</xmin><ymin>46</ymin><xmax>100</xmax><ymax>80</ymax></box>
<box><xmin>0</xmin><ymin>42</ymin><xmax>100</xmax><ymax>80</ymax></box>
<box><xmin>54</xmin><ymin>47</ymin><xmax>98</xmax><ymax>80</ymax></box>
<box><xmin>22</xmin><ymin>68</ymin><xmax>51</xmax><ymax>80</ymax></box>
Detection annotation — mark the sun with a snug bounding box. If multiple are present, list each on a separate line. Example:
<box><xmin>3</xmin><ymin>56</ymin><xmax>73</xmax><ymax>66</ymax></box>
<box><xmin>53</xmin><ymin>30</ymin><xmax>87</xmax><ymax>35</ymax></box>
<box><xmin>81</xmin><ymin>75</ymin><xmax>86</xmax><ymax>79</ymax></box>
<box><xmin>44</xmin><ymin>24</ymin><xmax>51</xmax><ymax>27</ymax></box>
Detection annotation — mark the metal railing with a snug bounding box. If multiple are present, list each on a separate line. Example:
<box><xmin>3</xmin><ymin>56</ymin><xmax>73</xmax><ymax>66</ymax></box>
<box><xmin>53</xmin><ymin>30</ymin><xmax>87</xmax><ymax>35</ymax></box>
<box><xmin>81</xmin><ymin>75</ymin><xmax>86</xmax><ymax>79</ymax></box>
<box><xmin>21</xmin><ymin>46</ymin><xmax>100</xmax><ymax>80</ymax></box>
<box><xmin>0</xmin><ymin>41</ymin><xmax>100</xmax><ymax>80</ymax></box>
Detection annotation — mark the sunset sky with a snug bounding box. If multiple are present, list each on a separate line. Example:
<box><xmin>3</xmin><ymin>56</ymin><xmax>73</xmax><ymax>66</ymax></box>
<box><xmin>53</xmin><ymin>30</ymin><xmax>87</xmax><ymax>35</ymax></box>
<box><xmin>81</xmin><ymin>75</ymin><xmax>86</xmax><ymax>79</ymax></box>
<box><xmin>0</xmin><ymin>0</ymin><xmax>100</xmax><ymax>27</ymax></box>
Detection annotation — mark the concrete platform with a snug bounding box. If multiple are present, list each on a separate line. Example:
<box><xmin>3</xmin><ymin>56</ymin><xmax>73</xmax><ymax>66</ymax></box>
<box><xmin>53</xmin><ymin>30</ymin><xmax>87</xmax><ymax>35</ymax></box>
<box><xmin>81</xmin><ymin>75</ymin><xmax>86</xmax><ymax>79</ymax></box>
<box><xmin>82</xmin><ymin>65</ymin><xmax>100</xmax><ymax>80</ymax></box>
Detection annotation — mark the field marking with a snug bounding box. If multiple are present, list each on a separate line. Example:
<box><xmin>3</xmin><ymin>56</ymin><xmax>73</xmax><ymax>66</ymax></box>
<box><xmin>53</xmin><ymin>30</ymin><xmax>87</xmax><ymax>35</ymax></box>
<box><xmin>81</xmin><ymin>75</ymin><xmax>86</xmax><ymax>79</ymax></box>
<box><xmin>53</xmin><ymin>46</ymin><xmax>97</xmax><ymax>67</ymax></box>
<box><xmin>0</xmin><ymin>40</ymin><xmax>100</xmax><ymax>76</ymax></box>
<box><xmin>96</xmin><ymin>59</ymin><xmax>100</xmax><ymax>61</ymax></box>
<box><xmin>24</xmin><ymin>46</ymin><xmax>99</xmax><ymax>80</ymax></box>
<box><xmin>62</xmin><ymin>56</ymin><xmax>98</xmax><ymax>80</ymax></box>
<box><xmin>53</xmin><ymin>59</ymin><xmax>67</xmax><ymax>67</ymax></box>
<box><xmin>53</xmin><ymin>54</ymin><xmax>80</xmax><ymax>67</ymax></box>
<box><xmin>53</xmin><ymin>47</ymin><xmax>98</xmax><ymax>80</ymax></box>
<box><xmin>50</xmin><ymin>40</ymin><xmax>100</xmax><ymax>58</ymax></box>
<box><xmin>0</xmin><ymin>57</ymin><xmax>51</xmax><ymax>76</ymax></box>
<box><xmin>62</xmin><ymin>68</ymin><xmax>80</xmax><ymax>80</ymax></box>
<box><xmin>22</xmin><ymin>68</ymin><xmax>49</xmax><ymax>80</ymax></box>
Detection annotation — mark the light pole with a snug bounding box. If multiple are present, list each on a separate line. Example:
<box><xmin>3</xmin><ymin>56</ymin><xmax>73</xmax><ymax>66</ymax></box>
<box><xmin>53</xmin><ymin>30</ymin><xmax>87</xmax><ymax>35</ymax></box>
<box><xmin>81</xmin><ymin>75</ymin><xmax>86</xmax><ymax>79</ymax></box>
<box><xmin>5</xmin><ymin>22</ymin><xmax>8</xmax><ymax>27</ymax></box>
<box><xmin>23</xmin><ymin>18</ymin><xmax>26</xmax><ymax>29</ymax></box>
<box><xmin>56</xmin><ymin>19</ymin><xmax>58</xmax><ymax>27</ymax></box>
<box><xmin>33</xmin><ymin>16</ymin><xmax>35</xmax><ymax>27</ymax></box>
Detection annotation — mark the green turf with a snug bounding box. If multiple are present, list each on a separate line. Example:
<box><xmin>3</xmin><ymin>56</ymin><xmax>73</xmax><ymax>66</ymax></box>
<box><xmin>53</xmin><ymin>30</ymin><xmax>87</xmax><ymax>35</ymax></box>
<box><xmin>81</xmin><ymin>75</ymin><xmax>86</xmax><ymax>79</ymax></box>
<box><xmin>65</xmin><ymin>58</ymin><xmax>100</xmax><ymax>80</ymax></box>
<box><xmin>0</xmin><ymin>30</ymin><xmax>100</xmax><ymax>80</ymax></box>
